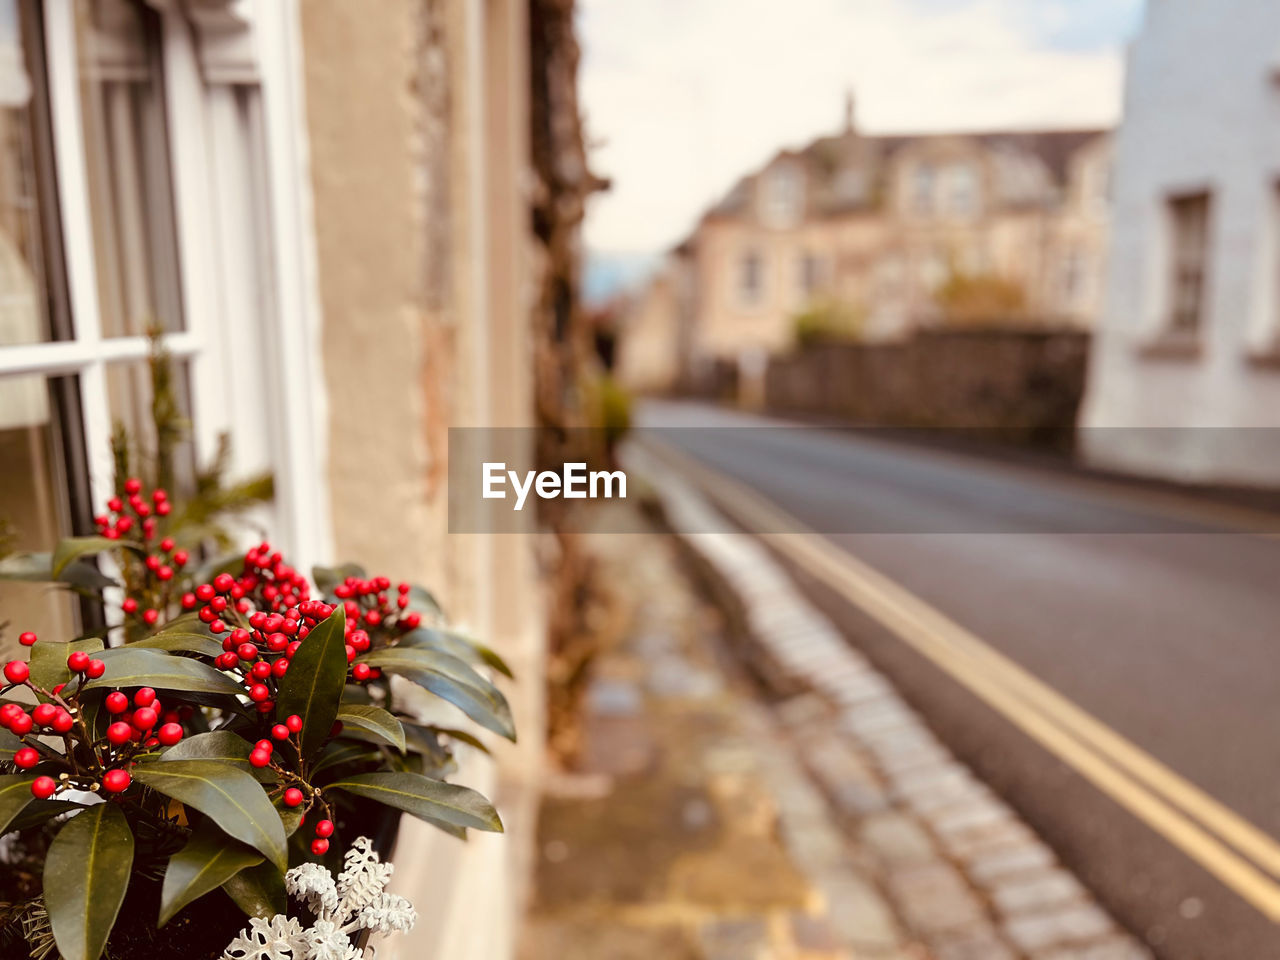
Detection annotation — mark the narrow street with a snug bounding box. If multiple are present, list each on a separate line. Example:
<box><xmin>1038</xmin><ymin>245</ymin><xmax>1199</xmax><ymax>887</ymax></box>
<box><xmin>636</xmin><ymin>400</ymin><xmax>1280</xmax><ymax>959</ymax></box>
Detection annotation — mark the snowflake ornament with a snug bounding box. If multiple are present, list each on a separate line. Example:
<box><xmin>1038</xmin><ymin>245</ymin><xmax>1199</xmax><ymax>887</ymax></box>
<box><xmin>222</xmin><ymin>838</ymin><xmax>416</xmax><ymax>960</ymax></box>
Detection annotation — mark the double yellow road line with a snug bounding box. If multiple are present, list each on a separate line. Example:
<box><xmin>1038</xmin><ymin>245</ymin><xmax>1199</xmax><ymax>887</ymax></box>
<box><xmin>648</xmin><ymin>440</ymin><xmax>1280</xmax><ymax>922</ymax></box>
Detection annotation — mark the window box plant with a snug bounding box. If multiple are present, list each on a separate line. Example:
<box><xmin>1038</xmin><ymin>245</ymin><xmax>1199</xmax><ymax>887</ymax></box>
<box><xmin>0</xmin><ymin>477</ymin><xmax>514</xmax><ymax>960</ymax></box>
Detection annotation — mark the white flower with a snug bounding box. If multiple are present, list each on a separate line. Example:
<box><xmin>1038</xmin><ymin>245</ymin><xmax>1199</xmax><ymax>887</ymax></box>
<box><xmin>222</xmin><ymin>838</ymin><xmax>415</xmax><ymax>960</ymax></box>
<box><xmin>286</xmin><ymin>861</ymin><xmax>340</xmax><ymax>918</ymax></box>
<box><xmin>222</xmin><ymin>915</ymin><xmax>306</xmax><ymax>960</ymax></box>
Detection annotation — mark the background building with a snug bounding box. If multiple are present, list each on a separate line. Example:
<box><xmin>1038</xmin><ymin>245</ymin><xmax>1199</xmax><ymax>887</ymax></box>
<box><xmin>0</xmin><ymin>1</ymin><xmax>547</xmax><ymax>957</ymax></box>
<box><xmin>1080</xmin><ymin>0</ymin><xmax>1280</xmax><ymax>484</ymax></box>
<box><xmin>617</xmin><ymin>102</ymin><xmax>1110</xmax><ymax>394</ymax></box>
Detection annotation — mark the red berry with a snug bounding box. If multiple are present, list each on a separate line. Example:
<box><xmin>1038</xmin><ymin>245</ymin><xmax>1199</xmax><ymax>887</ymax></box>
<box><xmin>310</xmin><ymin>838</ymin><xmax>329</xmax><ymax>856</ymax></box>
<box><xmin>352</xmin><ymin>663</ymin><xmax>372</xmax><ymax>682</ymax></box>
<box><xmin>121</xmin><ymin>598</ymin><xmax>138</xmax><ymax>614</ymax></box>
<box><xmin>124</xmin><ymin>477</ymin><xmax>141</xmax><ymax>494</ymax></box>
<box><xmin>85</xmin><ymin>659</ymin><xmax>106</xmax><ymax>679</ymax></box>
<box><xmin>67</xmin><ymin>651</ymin><xmax>91</xmax><ymax>672</ymax></box>
<box><xmin>142</xmin><ymin>609</ymin><xmax>159</xmax><ymax>626</ymax></box>
<box><xmin>249</xmin><ymin>749</ymin><xmax>271</xmax><ymax>768</ymax></box>
<box><xmin>157</xmin><ymin>566</ymin><xmax>173</xmax><ymax>581</ymax></box>
<box><xmin>254</xmin><ymin>740</ymin><xmax>274</xmax><ymax>754</ymax></box>
<box><xmin>133</xmin><ymin>688</ymin><xmax>156</xmax><ymax>707</ymax></box>
<box><xmin>283</xmin><ymin>788</ymin><xmax>304</xmax><ymax>807</ymax></box>
<box><xmin>272</xmin><ymin>659</ymin><xmax>289</xmax><ymax>678</ymax></box>
<box><xmin>145</xmin><ymin>555</ymin><xmax>161</xmax><ymax>572</ymax></box>
<box><xmin>51</xmin><ymin>709</ymin><xmax>73</xmax><ymax>734</ymax></box>
<box><xmin>4</xmin><ymin>661</ymin><xmax>29</xmax><ymax>685</ymax></box>
<box><xmin>248</xmin><ymin>684</ymin><xmax>270</xmax><ymax>703</ymax></box>
<box><xmin>403</xmin><ymin>612</ymin><xmax>421</xmax><ymax>629</ymax></box>
<box><xmin>31</xmin><ymin>776</ymin><xmax>56</xmax><ymax>799</ymax></box>
<box><xmin>19</xmin><ymin>632</ymin><xmax>37</xmax><ymax>646</ymax></box>
<box><xmin>173</xmin><ymin>549</ymin><xmax>189</xmax><ymax>567</ymax></box>
<box><xmin>102</xmin><ymin>769</ymin><xmax>130</xmax><ymax>793</ymax></box>
<box><xmin>251</xmin><ymin>661</ymin><xmax>272</xmax><ymax>680</ymax></box>
<box><xmin>107</xmin><ymin>497</ymin><xmax>123</xmax><ymax>512</ymax></box>
<box><xmin>314</xmin><ymin>819</ymin><xmax>334</xmax><ymax>838</ymax></box>
<box><xmin>214</xmin><ymin>573</ymin><xmax>235</xmax><ymax>593</ymax></box>
<box><xmin>210</xmin><ymin>619</ymin><xmax>226</xmax><ymax>634</ymax></box>
<box><xmin>237</xmin><ymin>643</ymin><xmax>259</xmax><ymax>662</ymax></box>
<box><xmin>256</xmin><ymin>700</ymin><xmax>275</xmax><ymax>714</ymax></box>
<box><xmin>107</xmin><ymin>721</ymin><xmax>132</xmax><ymax>745</ymax></box>
<box><xmin>196</xmin><ymin>584</ymin><xmax>215</xmax><ymax>602</ymax></box>
<box><xmin>153</xmin><ymin>488</ymin><xmax>168</xmax><ymax>503</ymax></box>
<box><xmin>181</xmin><ymin>592</ymin><xmax>197</xmax><ymax>610</ymax></box>
<box><xmin>32</xmin><ymin>704</ymin><xmax>56</xmax><ymax>727</ymax></box>
<box><xmin>286</xmin><ymin>714</ymin><xmax>303</xmax><ymax>733</ymax></box>
<box><xmin>157</xmin><ymin>722</ymin><xmax>183</xmax><ymax>746</ymax></box>
<box><xmin>9</xmin><ymin>713</ymin><xmax>31</xmax><ymax>735</ymax></box>
<box><xmin>14</xmin><ymin>747</ymin><xmax>38</xmax><ymax>769</ymax></box>
<box><xmin>271</xmin><ymin>724</ymin><xmax>290</xmax><ymax>740</ymax></box>
<box><xmin>131</xmin><ymin>707</ymin><xmax>158</xmax><ymax>731</ymax></box>
<box><xmin>156</xmin><ymin>501</ymin><xmax>171</xmax><ymax>516</ymax></box>
<box><xmin>105</xmin><ymin>692</ymin><xmax>129</xmax><ymax>713</ymax></box>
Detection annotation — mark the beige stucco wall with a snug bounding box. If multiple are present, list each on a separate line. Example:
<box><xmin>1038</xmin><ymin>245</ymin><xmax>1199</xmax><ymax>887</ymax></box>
<box><xmin>299</xmin><ymin>1</ymin><xmax>544</xmax><ymax>957</ymax></box>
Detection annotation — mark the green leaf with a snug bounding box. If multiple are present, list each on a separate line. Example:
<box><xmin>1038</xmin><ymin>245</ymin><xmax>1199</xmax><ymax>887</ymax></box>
<box><xmin>132</xmin><ymin>760</ymin><xmax>288</xmax><ymax>871</ymax></box>
<box><xmin>28</xmin><ymin>638</ymin><xmax>105</xmax><ymax>692</ymax></box>
<box><xmin>51</xmin><ymin>537</ymin><xmax>118</xmax><ymax>579</ymax></box>
<box><xmin>361</xmin><ymin>647</ymin><xmax>515</xmax><ymax>741</ymax></box>
<box><xmin>160</xmin><ymin>821</ymin><xmax>263</xmax><ymax>926</ymax></box>
<box><xmin>275</xmin><ymin>608</ymin><xmax>347</xmax><ymax>759</ymax></box>
<box><xmin>44</xmin><ymin>802</ymin><xmax>134</xmax><ymax>960</ymax></box>
<box><xmin>310</xmin><ymin>740</ymin><xmax>380</xmax><ymax>780</ymax></box>
<box><xmin>0</xmin><ymin>728</ymin><xmax>25</xmax><ymax>763</ymax></box>
<box><xmin>336</xmin><ymin>704</ymin><xmax>405</xmax><ymax>752</ymax></box>
<box><xmin>222</xmin><ymin>861</ymin><xmax>286</xmax><ymax>919</ymax></box>
<box><xmin>398</xmin><ymin>627</ymin><xmax>513</xmax><ymax>678</ymax></box>
<box><xmin>0</xmin><ymin>551</ymin><xmax>51</xmax><ymax>581</ymax></box>
<box><xmin>85</xmin><ymin>648</ymin><xmax>244</xmax><ymax>697</ymax></box>
<box><xmin>0</xmin><ymin>775</ymin><xmax>35</xmax><ymax>835</ymax></box>
<box><xmin>129</xmin><ymin>631</ymin><xmax>224</xmax><ymax>659</ymax></box>
<box><xmin>327</xmin><ymin>771</ymin><xmax>503</xmax><ymax>833</ymax></box>
<box><xmin>161</xmin><ymin>731</ymin><xmax>251</xmax><ymax>766</ymax></box>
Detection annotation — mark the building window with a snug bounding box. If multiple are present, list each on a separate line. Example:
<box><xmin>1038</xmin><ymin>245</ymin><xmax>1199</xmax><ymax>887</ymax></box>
<box><xmin>762</xmin><ymin>164</ymin><xmax>802</xmax><ymax>227</ymax></box>
<box><xmin>798</xmin><ymin>251</ymin><xmax>823</xmax><ymax>299</ymax></box>
<box><xmin>738</xmin><ymin>249</ymin><xmax>764</xmax><ymax>306</ymax></box>
<box><xmin>1167</xmin><ymin>191</ymin><xmax>1211</xmax><ymax>333</ymax></box>
<box><xmin>945</xmin><ymin>164</ymin><xmax>977</xmax><ymax>217</ymax></box>
<box><xmin>911</xmin><ymin>162</ymin><xmax>934</xmax><ymax>215</ymax></box>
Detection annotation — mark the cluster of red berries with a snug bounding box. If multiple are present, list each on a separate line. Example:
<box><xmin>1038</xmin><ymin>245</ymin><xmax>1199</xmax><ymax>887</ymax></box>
<box><xmin>1</xmin><ymin>640</ymin><xmax>159</xmax><ymax>799</ymax></box>
<box><xmin>94</xmin><ymin>477</ymin><xmax>170</xmax><ymax>542</ymax></box>
<box><xmin>332</xmin><ymin>576</ymin><xmax>422</xmax><ymax>634</ymax></box>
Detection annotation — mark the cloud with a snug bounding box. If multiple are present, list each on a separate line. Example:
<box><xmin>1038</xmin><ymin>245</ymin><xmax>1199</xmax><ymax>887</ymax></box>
<box><xmin>578</xmin><ymin>0</ymin><xmax>1141</xmax><ymax>254</ymax></box>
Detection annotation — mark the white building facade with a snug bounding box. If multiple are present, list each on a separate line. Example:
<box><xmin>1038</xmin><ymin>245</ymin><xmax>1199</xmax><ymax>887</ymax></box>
<box><xmin>1080</xmin><ymin>0</ymin><xmax>1280</xmax><ymax>484</ymax></box>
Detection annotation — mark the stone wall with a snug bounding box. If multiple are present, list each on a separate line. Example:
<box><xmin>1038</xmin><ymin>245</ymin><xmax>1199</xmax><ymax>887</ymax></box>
<box><xmin>765</xmin><ymin>328</ymin><xmax>1090</xmax><ymax>448</ymax></box>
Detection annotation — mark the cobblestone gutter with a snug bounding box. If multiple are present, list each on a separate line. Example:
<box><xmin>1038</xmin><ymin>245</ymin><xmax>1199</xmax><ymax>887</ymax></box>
<box><xmin>649</xmin><ymin>467</ymin><xmax>1153</xmax><ymax>960</ymax></box>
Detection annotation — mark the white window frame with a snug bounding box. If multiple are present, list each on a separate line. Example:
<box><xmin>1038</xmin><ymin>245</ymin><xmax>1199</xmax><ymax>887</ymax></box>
<box><xmin>0</xmin><ymin>0</ymin><xmax>331</xmax><ymax>579</ymax></box>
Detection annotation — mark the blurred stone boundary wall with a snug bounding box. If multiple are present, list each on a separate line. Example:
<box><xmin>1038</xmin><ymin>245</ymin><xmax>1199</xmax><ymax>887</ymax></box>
<box><xmin>763</xmin><ymin>328</ymin><xmax>1091</xmax><ymax>449</ymax></box>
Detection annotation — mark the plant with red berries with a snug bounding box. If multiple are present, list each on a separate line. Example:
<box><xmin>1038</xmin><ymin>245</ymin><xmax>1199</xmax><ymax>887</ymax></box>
<box><xmin>0</xmin><ymin>535</ymin><xmax>511</xmax><ymax>960</ymax></box>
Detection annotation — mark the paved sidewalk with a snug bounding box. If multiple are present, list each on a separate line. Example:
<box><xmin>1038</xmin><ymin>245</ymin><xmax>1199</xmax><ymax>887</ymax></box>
<box><xmin>652</xmin><ymin>469</ymin><xmax>1153</xmax><ymax>960</ymax></box>
<box><xmin>521</xmin><ymin>515</ymin><xmax>921</xmax><ymax>960</ymax></box>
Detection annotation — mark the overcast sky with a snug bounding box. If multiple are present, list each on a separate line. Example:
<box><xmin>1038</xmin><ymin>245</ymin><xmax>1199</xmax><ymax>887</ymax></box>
<box><xmin>578</xmin><ymin>0</ymin><xmax>1144</xmax><ymax>260</ymax></box>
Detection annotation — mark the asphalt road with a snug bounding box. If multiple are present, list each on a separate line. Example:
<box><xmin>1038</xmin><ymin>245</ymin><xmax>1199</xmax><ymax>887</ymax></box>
<box><xmin>638</xmin><ymin>399</ymin><xmax>1280</xmax><ymax>959</ymax></box>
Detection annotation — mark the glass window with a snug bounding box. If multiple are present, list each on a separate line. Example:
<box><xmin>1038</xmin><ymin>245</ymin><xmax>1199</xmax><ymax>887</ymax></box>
<box><xmin>738</xmin><ymin>249</ymin><xmax>763</xmax><ymax>306</ymax></box>
<box><xmin>763</xmin><ymin>164</ymin><xmax>802</xmax><ymax>227</ymax></box>
<box><xmin>946</xmin><ymin>164</ymin><xmax>978</xmax><ymax>217</ymax></box>
<box><xmin>105</xmin><ymin>356</ymin><xmax>197</xmax><ymax>493</ymax></box>
<box><xmin>0</xmin><ymin>374</ymin><xmax>84</xmax><ymax>652</ymax></box>
<box><xmin>912</xmin><ymin>163</ymin><xmax>934</xmax><ymax>215</ymax></box>
<box><xmin>74</xmin><ymin>0</ymin><xmax>183</xmax><ymax>338</ymax></box>
<box><xmin>1168</xmin><ymin>192</ymin><xmax>1210</xmax><ymax>333</ymax></box>
<box><xmin>0</xmin><ymin>0</ymin><xmax>61</xmax><ymax>346</ymax></box>
<box><xmin>799</xmin><ymin>251</ymin><xmax>823</xmax><ymax>298</ymax></box>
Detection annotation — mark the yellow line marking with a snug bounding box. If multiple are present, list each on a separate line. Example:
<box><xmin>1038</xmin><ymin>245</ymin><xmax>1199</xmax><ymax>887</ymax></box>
<box><xmin>643</xmin><ymin>439</ymin><xmax>1280</xmax><ymax>921</ymax></box>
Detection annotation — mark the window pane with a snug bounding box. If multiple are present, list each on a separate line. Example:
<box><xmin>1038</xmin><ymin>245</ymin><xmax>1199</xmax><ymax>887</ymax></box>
<box><xmin>75</xmin><ymin>0</ymin><xmax>183</xmax><ymax>338</ymax></box>
<box><xmin>105</xmin><ymin>357</ymin><xmax>196</xmax><ymax>495</ymax></box>
<box><xmin>0</xmin><ymin>0</ymin><xmax>59</xmax><ymax>345</ymax></box>
<box><xmin>0</xmin><ymin>373</ymin><xmax>81</xmax><ymax>654</ymax></box>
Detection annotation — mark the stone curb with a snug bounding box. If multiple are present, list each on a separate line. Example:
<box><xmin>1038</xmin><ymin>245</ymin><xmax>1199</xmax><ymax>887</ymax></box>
<box><xmin>647</xmin><ymin>467</ymin><xmax>1152</xmax><ymax>960</ymax></box>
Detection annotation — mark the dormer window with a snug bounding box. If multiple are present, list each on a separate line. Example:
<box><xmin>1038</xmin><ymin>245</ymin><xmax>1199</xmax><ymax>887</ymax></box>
<box><xmin>762</xmin><ymin>164</ymin><xmax>803</xmax><ymax>227</ymax></box>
